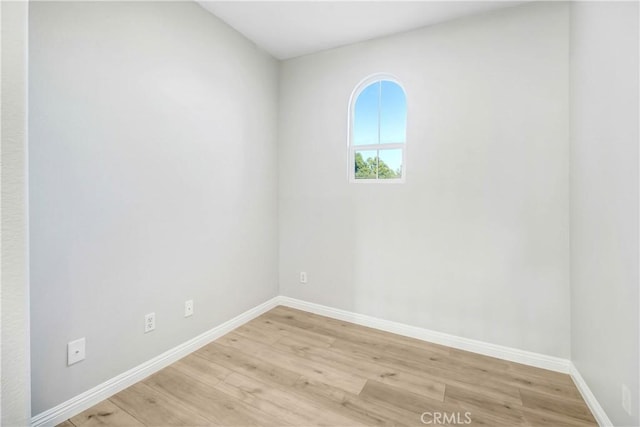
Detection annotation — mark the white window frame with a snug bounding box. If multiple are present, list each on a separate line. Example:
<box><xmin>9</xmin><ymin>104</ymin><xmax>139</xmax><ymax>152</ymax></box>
<box><xmin>348</xmin><ymin>73</ymin><xmax>407</xmax><ymax>184</ymax></box>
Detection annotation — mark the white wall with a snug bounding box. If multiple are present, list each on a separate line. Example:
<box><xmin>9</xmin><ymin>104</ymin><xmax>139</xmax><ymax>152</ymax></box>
<box><xmin>278</xmin><ymin>2</ymin><xmax>571</xmax><ymax>357</ymax></box>
<box><xmin>1</xmin><ymin>0</ymin><xmax>32</xmax><ymax>425</ymax></box>
<box><xmin>29</xmin><ymin>1</ymin><xmax>279</xmax><ymax>415</ymax></box>
<box><xmin>570</xmin><ymin>2</ymin><xmax>639</xmax><ymax>426</ymax></box>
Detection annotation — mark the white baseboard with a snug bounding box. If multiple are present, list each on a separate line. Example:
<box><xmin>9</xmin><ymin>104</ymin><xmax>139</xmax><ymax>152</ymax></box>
<box><xmin>30</xmin><ymin>297</ymin><xmax>281</xmax><ymax>427</ymax></box>
<box><xmin>570</xmin><ymin>363</ymin><xmax>614</xmax><ymax>427</ymax></box>
<box><xmin>32</xmin><ymin>295</ymin><xmax>612</xmax><ymax>427</ymax></box>
<box><xmin>278</xmin><ymin>296</ymin><xmax>571</xmax><ymax>373</ymax></box>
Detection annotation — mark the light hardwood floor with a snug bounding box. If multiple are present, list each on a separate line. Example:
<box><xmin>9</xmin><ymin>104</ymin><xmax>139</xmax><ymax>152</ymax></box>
<box><xmin>58</xmin><ymin>306</ymin><xmax>597</xmax><ymax>427</ymax></box>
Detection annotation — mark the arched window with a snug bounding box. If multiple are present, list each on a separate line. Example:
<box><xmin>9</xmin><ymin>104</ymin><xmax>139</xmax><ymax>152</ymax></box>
<box><xmin>349</xmin><ymin>75</ymin><xmax>407</xmax><ymax>182</ymax></box>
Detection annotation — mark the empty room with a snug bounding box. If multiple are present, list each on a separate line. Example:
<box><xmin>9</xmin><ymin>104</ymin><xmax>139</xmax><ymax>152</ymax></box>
<box><xmin>1</xmin><ymin>0</ymin><xmax>639</xmax><ymax>426</ymax></box>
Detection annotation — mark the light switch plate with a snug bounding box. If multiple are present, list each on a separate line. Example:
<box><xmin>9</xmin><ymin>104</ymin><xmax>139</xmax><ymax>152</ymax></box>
<box><xmin>67</xmin><ymin>337</ymin><xmax>86</xmax><ymax>366</ymax></box>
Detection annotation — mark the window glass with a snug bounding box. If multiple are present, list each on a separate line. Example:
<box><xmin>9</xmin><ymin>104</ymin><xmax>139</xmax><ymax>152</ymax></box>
<box><xmin>353</xmin><ymin>82</ymin><xmax>379</xmax><ymax>146</ymax></box>
<box><xmin>378</xmin><ymin>148</ymin><xmax>403</xmax><ymax>179</ymax></box>
<box><xmin>354</xmin><ymin>150</ymin><xmax>378</xmax><ymax>179</ymax></box>
<box><xmin>350</xmin><ymin>77</ymin><xmax>406</xmax><ymax>182</ymax></box>
<box><xmin>380</xmin><ymin>81</ymin><xmax>407</xmax><ymax>144</ymax></box>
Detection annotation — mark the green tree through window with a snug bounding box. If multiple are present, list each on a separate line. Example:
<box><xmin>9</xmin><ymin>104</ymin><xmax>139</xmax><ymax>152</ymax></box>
<box><xmin>354</xmin><ymin>152</ymin><xmax>402</xmax><ymax>179</ymax></box>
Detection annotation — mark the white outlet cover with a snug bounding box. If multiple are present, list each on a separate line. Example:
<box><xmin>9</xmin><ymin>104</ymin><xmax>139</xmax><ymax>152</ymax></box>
<box><xmin>67</xmin><ymin>338</ymin><xmax>86</xmax><ymax>366</ymax></box>
<box><xmin>145</xmin><ymin>312</ymin><xmax>155</xmax><ymax>333</ymax></box>
<box><xmin>185</xmin><ymin>300</ymin><xmax>194</xmax><ymax>317</ymax></box>
<box><xmin>300</xmin><ymin>272</ymin><xmax>308</xmax><ymax>283</ymax></box>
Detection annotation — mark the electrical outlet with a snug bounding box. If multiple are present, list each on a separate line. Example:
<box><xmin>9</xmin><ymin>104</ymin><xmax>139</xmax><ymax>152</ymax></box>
<box><xmin>622</xmin><ymin>384</ymin><xmax>632</xmax><ymax>416</ymax></box>
<box><xmin>184</xmin><ymin>300</ymin><xmax>194</xmax><ymax>317</ymax></box>
<box><xmin>67</xmin><ymin>338</ymin><xmax>86</xmax><ymax>366</ymax></box>
<box><xmin>144</xmin><ymin>312</ymin><xmax>155</xmax><ymax>333</ymax></box>
<box><xmin>300</xmin><ymin>272</ymin><xmax>308</xmax><ymax>284</ymax></box>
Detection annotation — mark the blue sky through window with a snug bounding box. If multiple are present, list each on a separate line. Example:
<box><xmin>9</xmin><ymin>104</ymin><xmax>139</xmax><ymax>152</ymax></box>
<box><xmin>353</xmin><ymin>83</ymin><xmax>379</xmax><ymax>145</ymax></box>
<box><xmin>352</xmin><ymin>80</ymin><xmax>406</xmax><ymax>173</ymax></box>
<box><xmin>380</xmin><ymin>81</ymin><xmax>406</xmax><ymax>144</ymax></box>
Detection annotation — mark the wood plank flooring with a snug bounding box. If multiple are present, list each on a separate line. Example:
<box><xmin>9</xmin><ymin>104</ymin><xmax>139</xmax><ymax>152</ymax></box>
<box><xmin>58</xmin><ymin>306</ymin><xmax>597</xmax><ymax>427</ymax></box>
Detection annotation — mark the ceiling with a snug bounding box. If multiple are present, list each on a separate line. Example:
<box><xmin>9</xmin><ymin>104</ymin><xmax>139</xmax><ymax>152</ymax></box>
<box><xmin>198</xmin><ymin>1</ymin><xmax>526</xmax><ymax>60</ymax></box>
